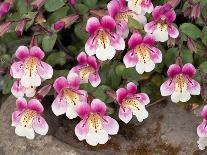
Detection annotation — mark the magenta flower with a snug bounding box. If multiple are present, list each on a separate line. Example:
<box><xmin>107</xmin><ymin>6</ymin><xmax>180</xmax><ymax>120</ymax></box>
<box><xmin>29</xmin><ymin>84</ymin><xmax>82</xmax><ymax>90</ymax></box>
<box><xmin>12</xmin><ymin>98</ymin><xmax>48</xmax><ymax>139</ymax></box>
<box><xmin>0</xmin><ymin>2</ymin><xmax>10</xmax><ymax>18</ymax></box>
<box><xmin>197</xmin><ymin>106</ymin><xmax>207</xmax><ymax>138</ymax></box>
<box><xmin>10</xmin><ymin>46</ymin><xmax>53</xmax><ymax>88</ymax></box>
<box><xmin>11</xmin><ymin>80</ymin><xmax>36</xmax><ymax>98</ymax></box>
<box><xmin>123</xmin><ymin>32</ymin><xmax>162</xmax><ymax>74</ymax></box>
<box><xmin>52</xmin><ymin>73</ymin><xmax>88</xmax><ymax>119</ymax></box>
<box><xmin>75</xmin><ymin>99</ymin><xmax>119</xmax><ymax>146</ymax></box>
<box><xmin>107</xmin><ymin>0</ymin><xmax>147</xmax><ymax>39</ymax></box>
<box><xmin>70</xmin><ymin>52</ymin><xmax>101</xmax><ymax>87</ymax></box>
<box><xmin>127</xmin><ymin>0</ymin><xmax>154</xmax><ymax>15</ymax></box>
<box><xmin>160</xmin><ymin>63</ymin><xmax>200</xmax><ymax>103</ymax></box>
<box><xmin>116</xmin><ymin>82</ymin><xmax>150</xmax><ymax>123</ymax></box>
<box><xmin>144</xmin><ymin>4</ymin><xmax>179</xmax><ymax>42</ymax></box>
<box><xmin>85</xmin><ymin>15</ymin><xmax>125</xmax><ymax>61</ymax></box>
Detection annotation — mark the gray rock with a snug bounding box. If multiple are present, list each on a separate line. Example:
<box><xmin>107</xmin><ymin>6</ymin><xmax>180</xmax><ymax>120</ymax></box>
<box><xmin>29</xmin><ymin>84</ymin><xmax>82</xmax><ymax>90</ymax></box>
<box><xmin>0</xmin><ymin>96</ymin><xmax>207</xmax><ymax>155</ymax></box>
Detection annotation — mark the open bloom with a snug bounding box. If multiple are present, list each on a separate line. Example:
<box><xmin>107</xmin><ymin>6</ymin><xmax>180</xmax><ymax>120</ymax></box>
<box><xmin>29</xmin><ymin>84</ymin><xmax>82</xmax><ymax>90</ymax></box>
<box><xmin>123</xmin><ymin>32</ymin><xmax>162</xmax><ymax>74</ymax></box>
<box><xmin>160</xmin><ymin>63</ymin><xmax>200</xmax><ymax>103</ymax></box>
<box><xmin>144</xmin><ymin>4</ymin><xmax>179</xmax><ymax>42</ymax></box>
<box><xmin>52</xmin><ymin>73</ymin><xmax>88</xmax><ymax>119</ymax></box>
<box><xmin>85</xmin><ymin>15</ymin><xmax>125</xmax><ymax>61</ymax></box>
<box><xmin>116</xmin><ymin>82</ymin><xmax>150</xmax><ymax>123</ymax></box>
<box><xmin>70</xmin><ymin>52</ymin><xmax>100</xmax><ymax>87</ymax></box>
<box><xmin>197</xmin><ymin>106</ymin><xmax>207</xmax><ymax>138</ymax></box>
<box><xmin>127</xmin><ymin>0</ymin><xmax>154</xmax><ymax>15</ymax></box>
<box><xmin>75</xmin><ymin>99</ymin><xmax>119</xmax><ymax>146</ymax></box>
<box><xmin>10</xmin><ymin>46</ymin><xmax>53</xmax><ymax>88</ymax></box>
<box><xmin>107</xmin><ymin>0</ymin><xmax>147</xmax><ymax>39</ymax></box>
<box><xmin>12</xmin><ymin>98</ymin><xmax>48</xmax><ymax>139</ymax></box>
<box><xmin>11</xmin><ymin>80</ymin><xmax>36</xmax><ymax>98</ymax></box>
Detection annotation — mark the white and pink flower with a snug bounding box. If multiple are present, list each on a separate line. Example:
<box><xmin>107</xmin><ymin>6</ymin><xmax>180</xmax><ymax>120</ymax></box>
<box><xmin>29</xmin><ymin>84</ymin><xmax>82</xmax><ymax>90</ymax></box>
<box><xmin>123</xmin><ymin>32</ymin><xmax>162</xmax><ymax>74</ymax></box>
<box><xmin>127</xmin><ymin>0</ymin><xmax>154</xmax><ymax>15</ymax></box>
<box><xmin>52</xmin><ymin>73</ymin><xmax>88</xmax><ymax>119</ymax></box>
<box><xmin>70</xmin><ymin>52</ymin><xmax>101</xmax><ymax>87</ymax></box>
<box><xmin>144</xmin><ymin>4</ymin><xmax>179</xmax><ymax>42</ymax></box>
<box><xmin>116</xmin><ymin>82</ymin><xmax>150</xmax><ymax>123</ymax></box>
<box><xmin>12</xmin><ymin>98</ymin><xmax>48</xmax><ymax>139</ymax></box>
<box><xmin>11</xmin><ymin>80</ymin><xmax>36</xmax><ymax>98</ymax></box>
<box><xmin>85</xmin><ymin>15</ymin><xmax>125</xmax><ymax>61</ymax></box>
<box><xmin>160</xmin><ymin>63</ymin><xmax>200</xmax><ymax>103</ymax></box>
<box><xmin>75</xmin><ymin>99</ymin><xmax>119</xmax><ymax>146</ymax></box>
<box><xmin>10</xmin><ymin>46</ymin><xmax>53</xmax><ymax>88</ymax></box>
<box><xmin>197</xmin><ymin>106</ymin><xmax>207</xmax><ymax>138</ymax></box>
<box><xmin>107</xmin><ymin>0</ymin><xmax>147</xmax><ymax>39</ymax></box>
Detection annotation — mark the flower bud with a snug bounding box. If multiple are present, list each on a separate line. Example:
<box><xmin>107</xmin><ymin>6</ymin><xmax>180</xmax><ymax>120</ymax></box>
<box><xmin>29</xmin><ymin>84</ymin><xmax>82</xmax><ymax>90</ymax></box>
<box><xmin>0</xmin><ymin>21</ymin><xmax>12</xmax><ymax>37</ymax></box>
<box><xmin>31</xmin><ymin>0</ymin><xmax>46</xmax><ymax>10</ymax></box>
<box><xmin>187</xmin><ymin>38</ymin><xmax>197</xmax><ymax>53</ymax></box>
<box><xmin>0</xmin><ymin>2</ymin><xmax>10</xmax><ymax>18</ymax></box>
<box><xmin>68</xmin><ymin>0</ymin><xmax>76</xmax><ymax>6</ymax></box>
<box><xmin>53</xmin><ymin>20</ymin><xmax>65</xmax><ymax>31</ymax></box>
<box><xmin>191</xmin><ymin>3</ymin><xmax>200</xmax><ymax>20</ymax></box>
<box><xmin>15</xmin><ymin>19</ymin><xmax>27</xmax><ymax>37</ymax></box>
<box><xmin>167</xmin><ymin>37</ymin><xmax>176</xmax><ymax>48</ymax></box>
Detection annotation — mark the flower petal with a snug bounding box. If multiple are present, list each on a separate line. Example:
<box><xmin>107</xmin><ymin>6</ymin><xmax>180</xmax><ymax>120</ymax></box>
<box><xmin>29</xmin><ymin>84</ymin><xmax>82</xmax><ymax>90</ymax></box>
<box><xmin>135</xmin><ymin>93</ymin><xmax>150</xmax><ymax>105</ymax></box>
<box><xmin>201</xmin><ymin>105</ymin><xmax>207</xmax><ymax>119</ymax></box>
<box><xmin>37</xmin><ymin>61</ymin><xmax>53</xmax><ymax>80</ymax></box>
<box><xmin>96</xmin><ymin>45</ymin><xmax>116</xmax><ymax>61</ymax></box>
<box><xmin>102</xmin><ymin>116</ymin><xmax>119</xmax><ymax>135</ymax></box>
<box><xmin>136</xmin><ymin>62</ymin><xmax>145</xmax><ymax>74</ymax></box>
<box><xmin>76</xmin><ymin>102</ymin><xmax>90</xmax><ymax>119</ymax></box>
<box><xmin>116</xmin><ymin>21</ymin><xmax>129</xmax><ymax>39</ymax></box>
<box><xmin>149</xmin><ymin>47</ymin><xmax>162</xmax><ymax>63</ymax></box>
<box><xmin>86</xmin><ymin>17</ymin><xmax>100</xmax><ymax>34</ymax></box>
<box><xmin>52</xmin><ymin>94</ymin><xmax>67</xmax><ymax>116</ymax></box>
<box><xmin>144</xmin><ymin>21</ymin><xmax>156</xmax><ymax>34</ymax></box>
<box><xmin>197</xmin><ymin>120</ymin><xmax>207</xmax><ymax>138</ymax></box>
<box><xmin>86</xmin><ymin>129</ymin><xmax>109</xmax><ymax>146</ymax></box>
<box><xmin>182</xmin><ymin>63</ymin><xmax>196</xmax><ymax>78</ymax></box>
<box><xmin>53</xmin><ymin>76</ymin><xmax>68</xmax><ymax>93</ymax></box>
<box><xmin>197</xmin><ymin>137</ymin><xmax>207</xmax><ymax>150</ymax></box>
<box><xmin>89</xmin><ymin>73</ymin><xmax>101</xmax><ymax>87</ymax></box>
<box><xmin>101</xmin><ymin>15</ymin><xmax>116</xmax><ymax>31</ymax></box>
<box><xmin>30</xmin><ymin>46</ymin><xmax>45</xmax><ymax>60</ymax></box>
<box><xmin>33</xmin><ymin>115</ymin><xmax>49</xmax><ymax>135</ymax></box>
<box><xmin>87</xmin><ymin>56</ymin><xmax>98</xmax><ymax>69</ymax></box>
<box><xmin>75</xmin><ymin>120</ymin><xmax>89</xmax><ymax>141</ymax></box>
<box><xmin>152</xmin><ymin>29</ymin><xmax>169</xmax><ymax>42</ymax></box>
<box><xmin>168</xmin><ymin>24</ymin><xmax>179</xmax><ymax>39</ymax></box>
<box><xmin>187</xmin><ymin>79</ymin><xmax>201</xmax><ymax>95</ymax></box>
<box><xmin>77</xmin><ymin>90</ymin><xmax>88</xmax><ymax>103</ymax></box>
<box><xmin>128</xmin><ymin>32</ymin><xmax>142</xmax><ymax>49</ymax></box>
<box><xmin>143</xmin><ymin>34</ymin><xmax>155</xmax><ymax>46</ymax></box>
<box><xmin>20</xmin><ymin>74</ymin><xmax>41</xmax><ymax>87</ymax></box>
<box><xmin>67</xmin><ymin>72</ymin><xmax>80</xmax><ymax>90</ymax></box>
<box><xmin>11</xmin><ymin>80</ymin><xmax>25</xmax><ymax>98</ymax></box>
<box><xmin>15</xmin><ymin>46</ymin><xmax>29</xmax><ymax>60</ymax></box>
<box><xmin>167</xmin><ymin>64</ymin><xmax>181</xmax><ymax>78</ymax></box>
<box><xmin>133</xmin><ymin>106</ymin><xmax>148</xmax><ymax>122</ymax></box>
<box><xmin>77</xmin><ymin>52</ymin><xmax>87</xmax><ymax>65</ymax></box>
<box><xmin>85</xmin><ymin>36</ymin><xmax>97</xmax><ymax>56</ymax></box>
<box><xmin>66</xmin><ymin>106</ymin><xmax>78</xmax><ymax>119</ymax></box>
<box><xmin>10</xmin><ymin>61</ymin><xmax>24</xmax><ymax>79</ymax></box>
<box><xmin>171</xmin><ymin>91</ymin><xmax>191</xmax><ymax>103</ymax></box>
<box><xmin>107</xmin><ymin>0</ymin><xmax>120</xmax><ymax>18</ymax></box>
<box><xmin>116</xmin><ymin>88</ymin><xmax>127</xmax><ymax>103</ymax></box>
<box><xmin>127</xmin><ymin>82</ymin><xmax>137</xmax><ymax>94</ymax></box>
<box><xmin>91</xmin><ymin>99</ymin><xmax>106</xmax><ymax>115</ymax></box>
<box><xmin>123</xmin><ymin>50</ymin><xmax>138</xmax><ymax>68</ymax></box>
<box><xmin>144</xmin><ymin>60</ymin><xmax>155</xmax><ymax>72</ymax></box>
<box><xmin>12</xmin><ymin>110</ymin><xmax>22</xmax><ymax>127</ymax></box>
<box><xmin>25</xmin><ymin>86</ymin><xmax>36</xmax><ymax>98</ymax></box>
<box><xmin>118</xmin><ymin>107</ymin><xmax>132</xmax><ymax>123</ymax></box>
<box><xmin>160</xmin><ymin>79</ymin><xmax>175</xmax><ymax>96</ymax></box>
<box><xmin>16</xmin><ymin>97</ymin><xmax>27</xmax><ymax>111</ymax></box>
<box><xmin>28</xmin><ymin>99</ymin><xmax>44</xmax><ymax>113</ymax></box>
<box><xmin>134</xmin><ymin>14</ymin><xmax>147</xmax><ymax>25</ymax></box>
<box><xmin>110</xmin><ymin>32</ymin><xmax>125</xmax><ymax>50</ymax></box>
<box><xmin>15</xmin><ymin>125</ymin><xmax>35</xmax><ymax>139</ymax></box>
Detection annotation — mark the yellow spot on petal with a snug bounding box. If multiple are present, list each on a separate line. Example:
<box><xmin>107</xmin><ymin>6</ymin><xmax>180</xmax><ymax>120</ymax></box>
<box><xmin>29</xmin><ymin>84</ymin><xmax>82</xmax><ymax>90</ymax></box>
<box><xmin>122</xmin><ymin>98</ymin><xmax>141</xmax><ymax>111</ymax></box>
<box><xmin>20</xmin><ymin>109</ymin><xmax>37</xmax><ymax>128</ymax></box>
<box><xmin>79</xmin><ymin>66</ymin><xmax>95</xmax><ymax>82</ymax></box>
<box><xmin>97</xmin><ymin>30</ymin><xmax>110</xmax><ymax>48</ymax></box>
<box><xmin>24</xmin><ymin>57</ymin><xmax>38</xmax><ymax>77</ymax></box>
<box><xmin>157</xmin><ymin>21</ymin><xmax>168</xmax><ymax>32</ymax></box>
<box><xmin>135</xmin><ymin>45</ymin><xmax>150</xmax><ymax>63</ymax></box>
<box><xmin>63</xmin><ymin>88</ymin><xmax>79</xmax><ymax>106</ymax></box>
<box><xmin>88</xmin><ymin>113</ymin><xmax>102</xmax><ymax>133</ymax></box>
<box><xmin>175</xmin><ymin>74</ymin><xmax>187</xmax><ymax>93</ymax></box>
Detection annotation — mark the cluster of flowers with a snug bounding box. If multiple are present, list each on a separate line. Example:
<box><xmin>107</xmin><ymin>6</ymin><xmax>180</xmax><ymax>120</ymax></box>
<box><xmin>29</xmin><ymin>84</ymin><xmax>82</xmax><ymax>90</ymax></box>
<box><xmin>9</xmin><ymin>0</ymin><xmax>202</xmax><ymax>147</ymax></box>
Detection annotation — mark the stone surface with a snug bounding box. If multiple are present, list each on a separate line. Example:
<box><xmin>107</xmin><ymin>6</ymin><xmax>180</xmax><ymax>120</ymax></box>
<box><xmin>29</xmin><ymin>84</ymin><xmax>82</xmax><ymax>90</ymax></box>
<box><xmin>0</xmin><ymin>96</ymin><xmax>207</xmax><ymax>155</ymax></box>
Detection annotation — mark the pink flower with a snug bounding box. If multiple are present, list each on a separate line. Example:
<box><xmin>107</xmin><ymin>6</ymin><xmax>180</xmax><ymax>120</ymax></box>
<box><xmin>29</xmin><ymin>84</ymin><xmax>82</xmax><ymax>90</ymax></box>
<box><xmin>11</xmin><ymin>80</ymin><xmax>36</xmax><ymax>98</ymax></box>
<box><xmin>197</xmin><ymin>106</ymin><xmax>207</xmax><ymax>138</ymax></box>
<box><xmin>127</xmin><ymin>0</ymin><xmax>154</xmax><ymax>15</ymax></box>
<box><xmin>116</xmin><ymin>82</ymin><xmax>150</xmax><ymax>123</ymax></box>
<box><xmin>75</xmin><ymin>99</ymin><xmax>119</xmax><ymax>146</ymax></box>
<box><xmin>85</xmin><ymin>15</ymin><xmax>125</xmax><ymax>61</ymax></box>
<box><xmin>160</xmin><ymin>63</ymin><xmax>200</xmax><ymax>103</ymax></box>
<box><xmin>123</xmin><ymin>32</ymin><xmax>162</xmax><ymax>74</ymax></box>
<box><xmin>68</xmin><ymin>0</ymin><xmax>76</xmax><ymax>5</ymax></box>
<box><xmin>52</xmin><ymin>73</ymin><xmax>88</xmax><ymax>119</ymax></box>
<box><xmin>70</xmin><ymin>52</ymin><xmax>101</xmax><ymax>87</ymax></box>
<box><xmin>107</xmin><ymin>0</ymin><xmax>147</xmax><ymax>39</ymax></box>
<box><xmin>10</xmin><ymin>46</ymin><xmax>53</xmax><ymax>88</ymax></box>
<box><xmin>0</xmin><ymin>2</ymin><xmax>10</xmax><ymax>18</ymax></box>
<box><xmin>144</xmin><ymin>4</ymin><xmax>179</xmax><ymax>42</ymax></box>
<box><xmin>12</xmin><ymin>98</ymin><xmax>48</xmax><ymax>139</ymax></box>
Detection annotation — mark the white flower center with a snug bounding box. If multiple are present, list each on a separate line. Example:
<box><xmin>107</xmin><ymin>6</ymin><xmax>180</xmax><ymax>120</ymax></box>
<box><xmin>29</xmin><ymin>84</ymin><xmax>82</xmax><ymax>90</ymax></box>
<box><xmin>157</xmin><ymin>21</ymin><xmax>168</xmax><ymax>32</ymax></box>
<box><xmin>24</xmin><ymin>57</ymin><xmax>38</xmax><ymax>77</ymax></box>
<box><xmin>63</xmin><ymin>88</ymin><xmax>80</xmax><ymax>106</ymax></box>
<box><xmin>88</xmin><ymin>113</ymin><xmax>102</xmax><ymax>133</ymax></box>
<box><xmin>20</xmin><ymin>109</ymin><xmax>37</xmax><ymax>128</ymax></box>
<box><xmin>135</xmin><ymin>45</ymin><xmax>150</xmax><ymax>63</ymax></box>
<box><xmin>175</xmin><ymin>74</ymin><xmax>187</xmax><ymax>93</ymax></box>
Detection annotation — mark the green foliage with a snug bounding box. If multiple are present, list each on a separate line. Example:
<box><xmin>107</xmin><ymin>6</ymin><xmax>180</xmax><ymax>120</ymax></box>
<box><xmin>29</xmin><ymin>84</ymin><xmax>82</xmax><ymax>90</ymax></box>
<box><xmin>44</xmin><ymin>0</ymin><xmax>65</xmax><ymax>12</ymax></box>
<box><xmin>180</xmin><ymin>23</ymin><xmax>202</xmax><ymax>39</ymax></box>
<box><xmin>42</xmin><ymin>34</ymin><xmax>57</xmax><ymax>52</ymax></box>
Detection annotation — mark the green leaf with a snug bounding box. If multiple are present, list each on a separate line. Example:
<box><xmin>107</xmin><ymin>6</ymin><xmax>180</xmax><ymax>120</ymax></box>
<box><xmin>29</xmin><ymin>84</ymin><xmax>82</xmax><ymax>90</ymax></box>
<box><xmin>180</xmin><ymin>23</ymin><xmax>202</xmax><ymax>39</ymax></box>
<box><xmin>83</xmin><ymin>0</ymin><xmax>97</xmax><ymax>7</ymax></box>
<box><xmin>199</xmin><ymin>61</ymin><xmax>207</xmax><ymax>73</ymax></box>
<box><xmin>76</xmin><ymin>4</ymin><xmax>89</xmax><ymax>15</ymax></box>
<box><xmin>74</xmin><ymin>23</ymin><xmax>88</xmax><ymax>41</ymax></box>
<box><xmin>92</xmin><ymin>85</ymin><xmax>112</xmax><ymax>103</ymax></box>
<box><xmin>46</xmin><ymin>51</ymin><xmax>66</xmax><ymax>66</ymax></box>
<box><xmin>122</xmin><ymin>68</ymin><xmax>139</xmax><ymax>81</ymax></box>
<box><xmin>128</xmin><ymin>17</ymin><xmax>143</xmax><ymax>30</ymax></box>
<box><xmin>16</xmin><ymin>0</ymin><xmax>28</xmax><ymax>15</ymax></box>
<box><xmin>202</xmin><ymin>26</ymin><xmax>207</xmax><ymax>45</ymax></box>
<box><xmin>0</xmin><ymin>54</ymin><xmax>11</xmax><ymax>68</ymax></box>
<box><xmin>80</xmin><ymin>83</ymin><xmax>96</xmax><ymax>93</ymax></box>
<box><xmin>3</xmin><ymin>74</ymin><xmax>13</xmax><ymax>94</ymax></box>
<box><xmin>44</xmin><ymin>0</ymin><xmax>65</xmax><ymax>12</ymax></box>
<box><xmin>164</xmin><ymin>48</ymin><xmax>178</xmax><ymax>67</ymax></box>
<box><xmin>181</xmin><ymin>49</ymin><xmax>193</xmax><ymax>64</ymax></box>
<box><xmin>42</xmin><ymin>34</ymin><xmax>57</xmax><ymax>52</ymax></box>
